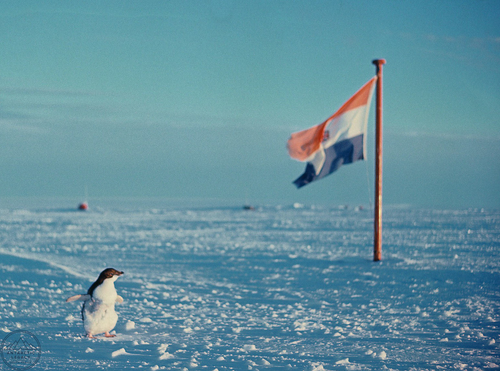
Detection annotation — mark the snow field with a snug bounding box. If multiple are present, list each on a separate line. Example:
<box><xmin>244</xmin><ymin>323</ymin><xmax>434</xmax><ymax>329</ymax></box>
<box><xmin>0</xmin><ymin>203</ymin><xmax>498</xmax><ymax>370</ymax></box>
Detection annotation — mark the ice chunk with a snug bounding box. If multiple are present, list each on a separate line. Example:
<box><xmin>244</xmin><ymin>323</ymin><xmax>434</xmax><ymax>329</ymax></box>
<box><xmin>310</xmin><ymin>363</ymin><xmax>326</xmax><ymax>371</ymax></box>
<box><xmin>157</xmin><ymin>343</ymin><xmax>169</xmax><ymax>353</ymax></box>
<box><xmin>159</xmin><ymin>352</ymin><xmax>174</xmax><ymax>360</ymax></box>
<box><xmin>335</xmin><ymin>358</ymin><xmax>349</xmax><ymax>365</ymax></box>
<box><xmin>111</xmin><ymin>348</ymin><xmax>129</xmax><ymax>357</ymax></box>
<box><xmin>443</xmin><ymin>309</ymin><xmax>459</xmax><ymax>317</ymax></box>
<box><xmin>125</xmin><ymin>320</ymin><xmax>136</xmax><ymax>330</ymax></box>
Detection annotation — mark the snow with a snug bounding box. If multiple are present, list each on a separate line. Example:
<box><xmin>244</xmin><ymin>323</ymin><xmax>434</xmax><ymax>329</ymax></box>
<box><xmin>111</xmin><ymin>348</ymin><xmax>129</xmax><ymax>357</ymax></box>
<box><xmin>0</xmin><ymin>200</ymin><xmax>499</xmax><ymax>370</ymax></box>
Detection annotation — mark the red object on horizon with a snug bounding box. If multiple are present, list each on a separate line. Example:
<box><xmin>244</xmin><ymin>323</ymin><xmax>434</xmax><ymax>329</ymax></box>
<box><xmin>78</xmin><ymin>202</ymin><xmax>88</xmax><ymax>211</ymax></box>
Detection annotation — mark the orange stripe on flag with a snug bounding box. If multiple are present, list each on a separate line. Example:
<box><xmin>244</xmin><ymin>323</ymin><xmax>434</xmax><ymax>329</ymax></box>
<box><xmin>287</xmin><ymin>76</ymin><xmax>377</xmax><ymax>162</ymax></box>
<box><xmin>331</xmin><ymin>76</ymin><xmax>377</xmax><ymax>119</ymax></box>
<box><xmin>287</xmin><ymin>120</ymin><xmax>327</xmax><ymax>162</ymax></box>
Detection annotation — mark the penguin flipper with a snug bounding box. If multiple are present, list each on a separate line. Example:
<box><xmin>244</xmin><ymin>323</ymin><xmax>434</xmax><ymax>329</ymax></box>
<box><xmin>116</xmin><ymin>295</ymin><xmax>124</xmax><ymax>303</ymax></box>
<box><xmin>66</xmin><ymin>294</ymin><xmax>91</xmax><ymax>303</ymax></box>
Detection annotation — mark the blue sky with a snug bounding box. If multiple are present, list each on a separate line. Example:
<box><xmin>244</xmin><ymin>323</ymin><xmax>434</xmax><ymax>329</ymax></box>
<box><xmin>0</xmin><ymin>0</ymin><xmax>499</xmax><ymax>208</ymax></box>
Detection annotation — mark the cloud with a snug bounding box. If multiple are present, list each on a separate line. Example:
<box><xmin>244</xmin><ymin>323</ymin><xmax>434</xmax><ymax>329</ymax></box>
<box><xmin>401</xmin><ymin>32</ymin><xmax>500</xmax><ymax>49</ymax></box>
<box><xmin>0</xmin><ymin>87</ymin><xmax>106</xmax><ymax>98</ymax></box>
<box><xmin>0</xmin><ymin>105</ymin><xmax>48</xmax><ymax>135</ymax></box>
<box><xmin>0</xmin><ymin>119</ymin><xmax>48</xmax><ymax>135</ymax></box>
<box><xmin>399</xmin><ymin>32</ymin><xmax>500</xmax><ymax>68</ymax></box>
<box><xmin>0</xmin><ymin>84</ymin><xmax>128</xmax><ymax>134</ymax></box>
<box><xmin>390</xmin><ymin>130</ymin><xmax>500</xmax><ymax>142</ymax></box>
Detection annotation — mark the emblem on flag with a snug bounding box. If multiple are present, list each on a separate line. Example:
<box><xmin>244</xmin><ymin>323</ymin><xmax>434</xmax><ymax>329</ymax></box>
<box><xmin>287</xmin><ymin>76</ymin><xmax>377</xmax><ymax>188</ymax></box>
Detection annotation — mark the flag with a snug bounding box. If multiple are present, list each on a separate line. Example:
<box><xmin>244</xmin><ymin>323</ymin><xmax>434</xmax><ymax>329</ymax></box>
<box><xmin>287</xmin><ymin>76</ymin><xmax>377</xmax><ymax>188</ymax></box>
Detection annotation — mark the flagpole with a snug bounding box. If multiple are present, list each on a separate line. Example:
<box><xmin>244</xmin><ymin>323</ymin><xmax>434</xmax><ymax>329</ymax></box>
<box><xmin>372</xmin><ymin>59</ymin><xmax>386</xmax><ymax>262</ymax></box>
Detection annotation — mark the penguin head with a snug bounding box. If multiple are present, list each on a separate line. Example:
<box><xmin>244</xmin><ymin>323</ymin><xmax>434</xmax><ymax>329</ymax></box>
<box><xmin>99</xmin><ymin>268</ymin><xmax>124</xmax><ymax>283</ymax></box>
<box><xmin>87</xmin><ymin>268</ymin><xmax>124</xmax><ymax>296</ymax></box>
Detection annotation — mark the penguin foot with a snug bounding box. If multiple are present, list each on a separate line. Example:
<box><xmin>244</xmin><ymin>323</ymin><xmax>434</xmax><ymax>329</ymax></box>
<box><xmin>87</xmin><ymin>333</ymin><xmax>96</xmax><ymax>339</ymax></box>
<box><xmin>104</xmin><ymin>332</ymin><xmax>116</xmax><ymax>338</ymax></box>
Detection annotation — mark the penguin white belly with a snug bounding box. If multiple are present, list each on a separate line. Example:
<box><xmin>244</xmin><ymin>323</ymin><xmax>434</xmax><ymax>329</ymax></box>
<box><xmin>83</xmin><ymin>299</ymin><xmax>118</xmax><ymax>335</ymax></box>
<box><xmin>83</xmin><ymin>279</ymin><xmax>119</xmax><ymax>336</ymax></box>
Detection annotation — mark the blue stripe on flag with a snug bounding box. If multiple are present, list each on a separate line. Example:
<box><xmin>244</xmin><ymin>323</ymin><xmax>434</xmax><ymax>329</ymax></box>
<box><xmin>293</xmin><ymin>134</ymin><xmax>364</xmax><ymax>188</ymax></box>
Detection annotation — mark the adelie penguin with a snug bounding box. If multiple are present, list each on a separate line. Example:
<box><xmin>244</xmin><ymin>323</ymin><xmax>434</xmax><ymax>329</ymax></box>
<box><xmin>66</xmin><ymin>268</ymin><xmax>124</xmax><ymax>338</ymax></box>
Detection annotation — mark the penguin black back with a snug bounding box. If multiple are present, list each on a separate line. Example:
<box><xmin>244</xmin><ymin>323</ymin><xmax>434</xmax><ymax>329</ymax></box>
<box><xmin>87</xmin><ymin>268</ymin><xmax>124</xmax><ymax>297</ymax></box>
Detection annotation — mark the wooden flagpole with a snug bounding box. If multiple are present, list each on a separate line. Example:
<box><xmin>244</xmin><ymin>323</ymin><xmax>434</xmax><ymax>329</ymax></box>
<box><xmin>372</xmin><ymin>59</ymin><xmax>386</xmax><ymax>262</ymax></box>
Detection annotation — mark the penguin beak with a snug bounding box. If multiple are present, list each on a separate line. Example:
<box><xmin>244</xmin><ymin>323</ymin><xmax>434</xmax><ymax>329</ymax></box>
<box><xmin>117</xmin><ymin>271</ymin><xmax>124</xmax><ymax>276</ymax></box>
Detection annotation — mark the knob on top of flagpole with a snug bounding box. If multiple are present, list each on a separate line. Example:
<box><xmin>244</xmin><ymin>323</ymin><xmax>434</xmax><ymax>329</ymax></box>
<box><xmin>372</xmin><ymin>59</ymin><xmax>386</xmax><ymax>66</ymax></box>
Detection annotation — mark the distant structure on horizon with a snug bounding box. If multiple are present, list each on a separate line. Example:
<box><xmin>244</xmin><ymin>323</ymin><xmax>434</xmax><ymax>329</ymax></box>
<box><xmin>78</xmin><ymin>186</ymin><xmax>89</xmax><ymax>210</ymax></box>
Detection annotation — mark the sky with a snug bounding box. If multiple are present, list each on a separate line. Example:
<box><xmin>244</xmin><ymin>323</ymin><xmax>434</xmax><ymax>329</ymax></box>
<box><xmin>0</xmin><ymin>0</ymin><xmax>499</xmax><ymax>209</ymax></box>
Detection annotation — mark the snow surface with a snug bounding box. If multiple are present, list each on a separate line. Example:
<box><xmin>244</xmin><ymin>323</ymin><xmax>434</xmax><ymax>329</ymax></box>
<box><xmin>0</xmin><ymin>199</ymin><xmax>499</xmax><ymax>370</ymax></box>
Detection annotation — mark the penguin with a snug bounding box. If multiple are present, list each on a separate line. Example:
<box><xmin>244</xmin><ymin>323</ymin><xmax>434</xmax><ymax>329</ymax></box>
<box><xmin>66</xmin><ymin>268</ymin><xmax>124</xmax><ymax>338</ymax></box>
